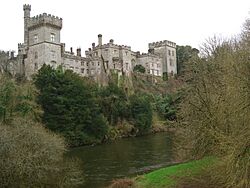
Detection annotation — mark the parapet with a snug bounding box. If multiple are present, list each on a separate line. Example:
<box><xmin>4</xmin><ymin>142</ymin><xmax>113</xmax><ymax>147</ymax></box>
<box><xmin>28</xmin><ymin>13</ymin><xmax>62</xmax><ymax>30</ymax></box>
<box><xmin>101</xmin><ymin>43</ymin><xmax>131</xmax><ymax>51</ymax></box>
<box><xmin>23</xmin><ymin>4</ymin><xmax>31</xmax><ymax>11</ymax></box>
<box><xmin>149</xmin><ymin>40</ymin><xmax>176</xmax><ymax>49</ymax></box>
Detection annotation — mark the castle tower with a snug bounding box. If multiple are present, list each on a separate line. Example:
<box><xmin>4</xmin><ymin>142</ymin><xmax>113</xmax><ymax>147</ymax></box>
<box><xmin>23</xmin><ymin>4</ymin><xmax>31</xmax><ymax>46</ymax></box>
<box><xmin>23</xmin><ymin>5</ymin><xmax>63</xmax><ymax>78</ymax></box>
<box><xmin>148</xmin><ymin>40</ymin><xmax>177</xmax><ymax>77</ymax></box>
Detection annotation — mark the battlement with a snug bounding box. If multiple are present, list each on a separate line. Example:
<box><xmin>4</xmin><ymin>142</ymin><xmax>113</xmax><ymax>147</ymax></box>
<box><xmin>138</xmin><ymin>52</ymin><xmax>159</xmax><ymax>58</ymax></box>
<box><xmin>18</xmin><ymin>43</ymin><xmax>25</xmax><ymax>48</ymax></box>
<box><xmin>23</xmin><ymin>4</ymin><xmax>31</xmax><ymax>11</ymax></box>
<box><xmin>149</xmin><ymin>40</ymin><xmax>176</xmax><ymax>49</ymax></box>
<box><xmin>28</xmin><ymin>13</ymin><xmax>62</xmax><ymax>29</ymax></box>
<box><xmin>97</xmin><ymin>43</ymin><xmax>131</xmax><ymax>51</ymax></box>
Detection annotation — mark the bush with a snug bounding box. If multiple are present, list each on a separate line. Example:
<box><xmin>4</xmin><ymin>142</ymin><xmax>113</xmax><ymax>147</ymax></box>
<box><xmin>130</xmin><ymin>94</ymin><xmax>152</xmax><ymax>133</ymax></box>
<box><xmin>133</xmin><ymin>65</ymin><xmax>146</xmax><ymax>73</ymax></box>
<box><xmin>0</xmin><ymin>118</ymin><xmax>83</xmax><ymax>187</ymax></box>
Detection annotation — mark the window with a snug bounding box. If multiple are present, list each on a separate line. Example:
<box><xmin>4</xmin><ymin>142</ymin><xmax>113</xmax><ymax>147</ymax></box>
<box><xmin>50</xmin><ymin>51</ymin><xmax>55</xmax><ymax>59</ymax></box>
<box><xmin>34</xmin><ymin>63</ymin><xmax>38</xmax><ymax>70</ymax></box>
<box><xmin>97</xmin><ymin>62</ymin><xmax>100</xmax><ymax>66</ymax></box>
<box><xmin>168</xmin><ymin>50</ymin><xmax>171</xmax><ymax>56</ymax></box>
<box><xmin>81</xmin><ymin>68</ymin><xmax>84</xmax><ymax>73</ymax></box>
<box><xmin>170</xmin><ymin>59</ymin><xmax>173</xmax><ymax>66</ymax></box>
<box><xmin>87</xmin><ymin>69</ymin><xmax>89</xmax><ymax>74</ymax></box>
<box><xmin>113</xmin><ymin>64</ymin><xmax>116</xmax><ymax>69</ymax></box>
<box><xmin>86</xmin><ymin>62</ymin><xmax>89</xmax><ymax>66</ymax></box>
<box><xmin>126</xmin><ymin>63</ymin><xmax>128</xmax><ymax>70</ymax></box>
<box><xmin>81</xmin><ymin>61</ymin><xmax>84</xmax><ymax>66</ymax></box>
<box><xmin>50</xmin><ymin>33</ymin><xmax>55</xmax><ymax>42</ymax></box>
<box><xmin>172</xmin><ymin>50</ymin><xmax>174</xmax><ymax>56</ymax></box>
<box><xmin>35</xmin><ymin>52</ymin><xmax>38</xmax><ymax>59</ymax></box>
<box><xmin>34</xmin><ymin>34</ymin><xmax>38</xmax><ymax>43</ymax></box>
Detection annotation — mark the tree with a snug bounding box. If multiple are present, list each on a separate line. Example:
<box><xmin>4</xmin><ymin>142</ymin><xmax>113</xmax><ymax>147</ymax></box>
<box><xmin>176</xmin><ymin>45</ymin><xmax>199</xmax><ymax>75</ymax></box>
<box><xmin>154</xmin><ymin>93</ymin><xmax>181</xmax><ymax>121</ymax></box>
<box><xmin>178</xmin><ymin>36</ymin><xmax>250</xmax><ymax>187</ymax></box>
<box><xmin>133</xmin><ymin>64</ymin><xmax>146</xmax><ymax>73</ymax></box>
<box><xmin>34</xmin><ymin>65</ymin><xmax>108</xmax><ymax>146</ymax></box>
<box><xmin>98</xmin><ymin>82</ymin><xmax>130</xmax><ymax>125</ymax></box>
<box><xmin>130</xmin><ymin>94</ymin><xmax>152</xmax><ymax>133</ymax></box>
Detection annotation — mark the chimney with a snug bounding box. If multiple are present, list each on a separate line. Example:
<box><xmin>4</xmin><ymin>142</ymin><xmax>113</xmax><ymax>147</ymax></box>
<box><xmin>92</xmin><ymin>43</ymin><xmax>95</xmax><ymax>49</ymax></box>
<box><xmin>11</xmin><ymin>51</ymin><xmax>14</xmax><ymax>58</ymax></box>
<box><xmin>109</xmin><ymin>39</ymin><xmax>114</xmax><ymax>44</ymax></box>
<box><xmin>98</xmin><ymin>34</ymin><xmax>102</xmax><ymax>46</ymax></box>
<box><xmin>77</xmin><ymin>48</ymin><xmax>81</xmax><ymax>57</ymax></box>
<box><xmin>70</xmin><ymin>47</ymin><xmax>73</xmax><ymax>54</ymax></box>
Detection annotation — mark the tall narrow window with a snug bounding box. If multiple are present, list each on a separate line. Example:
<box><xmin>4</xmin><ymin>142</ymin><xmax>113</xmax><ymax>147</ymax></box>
<box><xmin>34</xmin><ymin>63</ymin><xmax>38</xmax><ymax>70</ymax></box>
<box><xmin>35</xmin><ymin>52</ymin><xmax>38</xmax><ymax>59</ymax></box>
<box><xmin>50</xmin><ymin>33</ymin><xmax>55</xmax><ymax>42</ymax></box>
<box><xmin>34</xmin><ymin>34</ymin><xmax>38</xmax><ymax>43</ymax></box>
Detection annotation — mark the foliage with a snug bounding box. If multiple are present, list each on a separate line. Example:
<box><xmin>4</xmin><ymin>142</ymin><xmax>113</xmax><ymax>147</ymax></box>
<box><xmin>129</xmin><ymin>94</ymin><xmax>152</xmax><ymax>133</ymax></box>
<box><xmin>176</xmin><ymin>45</ymin><xmax>199</xmax><ymax>75</ymax></box>
<box><xmin>133</xmin><ymin>64</ymin><xmax>146</xmax><ymax>73</ymax></box>
<box><xmin>0</xmin><ymin>118</ymin><xmax>83</xmax><ymax>188</ymax></box>
<box><xmin>34</xmin><ymin>65</ymin><xmax>108</xmax><ymax>146</ymax></box>
<box><xmin>154</xmin><ymin>93</ymin><xmax>181</xmax><ymax>121</ymax></box>
<box><xmin>98</xmin><ymin>82</ymin><xmax>130</xmax><ymax>125</ymax></box>
<box><xmin>0</xmin><ymin>74</ymin><xmax>42</xmax><ymax>123</ymax></box>
<box><xmin>178</xmin><ymin>34</ymin><xmax>250</xmax><ymax>187</ymax></box>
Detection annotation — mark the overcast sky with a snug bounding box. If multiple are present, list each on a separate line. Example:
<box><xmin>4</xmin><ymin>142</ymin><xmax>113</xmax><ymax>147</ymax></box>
<box><xmin>0</xmin><ymin>0</ymin><xmax>249</xmax><ymax>54</ymax></box>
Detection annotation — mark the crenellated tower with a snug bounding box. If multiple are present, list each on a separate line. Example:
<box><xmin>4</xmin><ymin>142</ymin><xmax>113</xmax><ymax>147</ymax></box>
<box><xmin>21</xmin><ymin>5</ymin><xmax>63</xmax><ymax>78</ymax></box>
<box><xmin>23</xmin><ymin>4</ymin><xmax>31</xmax><ymax>46</ymax></box>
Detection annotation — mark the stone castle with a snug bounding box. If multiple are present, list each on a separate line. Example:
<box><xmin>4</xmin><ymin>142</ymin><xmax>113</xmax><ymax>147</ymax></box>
<box><xmin>4</xmin><ymin>4</ymin><xmax>177</xmax><ymax>81</ymax></box>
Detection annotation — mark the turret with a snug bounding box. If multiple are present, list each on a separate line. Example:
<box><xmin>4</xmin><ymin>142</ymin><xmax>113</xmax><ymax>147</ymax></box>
<box><xmin>98</xmin><ymin>34</ymin><xmax>102</xmax><ymax>46</ymax></box>
<box><xmin>23</xmin><ymin>4</ymin><xmax>31</xmax><ymax>46</ymax></box>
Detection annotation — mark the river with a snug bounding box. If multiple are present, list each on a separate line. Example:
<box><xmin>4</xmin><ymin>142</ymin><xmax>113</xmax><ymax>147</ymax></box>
<box><xmin>69</xmin><ymin>133</ymin><xmax>174</xmax><ymax>188</ymax></box>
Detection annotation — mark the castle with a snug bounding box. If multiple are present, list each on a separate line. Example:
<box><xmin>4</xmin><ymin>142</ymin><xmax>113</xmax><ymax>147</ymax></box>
<box><xmin>5</xmin><ymin>4</ymin><xmax>177</xmax><ymax>81</ymax></box>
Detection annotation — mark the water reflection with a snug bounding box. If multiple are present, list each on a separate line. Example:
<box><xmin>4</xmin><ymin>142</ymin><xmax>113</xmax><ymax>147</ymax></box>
<box><xmin>69</xmin><ymin>133</ymin><xmax>174</xmax><ymax>188</ymax></box>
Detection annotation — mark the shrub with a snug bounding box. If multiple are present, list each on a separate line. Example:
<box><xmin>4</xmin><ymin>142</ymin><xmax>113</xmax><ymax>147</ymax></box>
<box><xmin>133</xmin><ymin>65</ymin><xmax>145</xmax><ymax>73</ymax></box>
<box><xmin>0</xmin><ymin>118</ymin><xmax>83</xmax><ymax>187</ymax></box>
<box><xmin>129</xmin><ymin>94</ymin><xmax>152</xmax><ymax>133</ymax></box>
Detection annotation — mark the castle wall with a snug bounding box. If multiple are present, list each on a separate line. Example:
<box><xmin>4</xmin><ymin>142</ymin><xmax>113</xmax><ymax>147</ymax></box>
<box><xmin>17</xmin><ymin>4</ymin><xmax>177</xmax><ymax>81</ymax></box>
<box><xmin>28</xmin><ymin>26</ymin><xmax>61</xmax><ymax>46</ymax></box>
<box><xmin>137</xmin><ymin>54</ymin><xmax>162</xmax><ymax>76</ymax></box>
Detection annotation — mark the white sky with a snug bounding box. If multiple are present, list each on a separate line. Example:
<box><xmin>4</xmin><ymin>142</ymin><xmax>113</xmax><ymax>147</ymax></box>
<box><xmin>0</xmin><ymin>0</ymin><xmax>249</xmax><ymax>54</ymax></box>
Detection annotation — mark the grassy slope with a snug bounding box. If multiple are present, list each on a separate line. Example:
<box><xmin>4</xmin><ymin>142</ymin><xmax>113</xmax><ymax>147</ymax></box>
<box><xmin>135</xmin><ymin>157</ymin><xmax>215</xmax><ymax>188</ymax></box>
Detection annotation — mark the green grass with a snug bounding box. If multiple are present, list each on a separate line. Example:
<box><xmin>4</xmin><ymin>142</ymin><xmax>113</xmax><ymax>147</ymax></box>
<box><xmin>135</xmin><ymin>157</ymin><xmax>216</xmax><ymax>188</ymax></box>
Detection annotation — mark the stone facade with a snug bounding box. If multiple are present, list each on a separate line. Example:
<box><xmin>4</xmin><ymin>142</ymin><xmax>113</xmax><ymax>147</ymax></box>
<box><xmin>16</xmin><ymin>4</ymin><xmax>177</xmax><ymax>80</ymax></box>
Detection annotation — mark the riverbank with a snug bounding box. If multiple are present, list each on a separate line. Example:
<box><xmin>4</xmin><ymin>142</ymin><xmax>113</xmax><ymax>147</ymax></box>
<box><xmin>109</xmin><ymin>157</ymin><xmax>216</xmax><ymax>188</ymax></box>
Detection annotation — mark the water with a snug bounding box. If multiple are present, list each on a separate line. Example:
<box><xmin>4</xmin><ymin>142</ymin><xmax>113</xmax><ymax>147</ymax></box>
<box><xmin>69</xmin><ymin>133</ymin><xmax>174</xmax><ymax>188</ymax></box>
